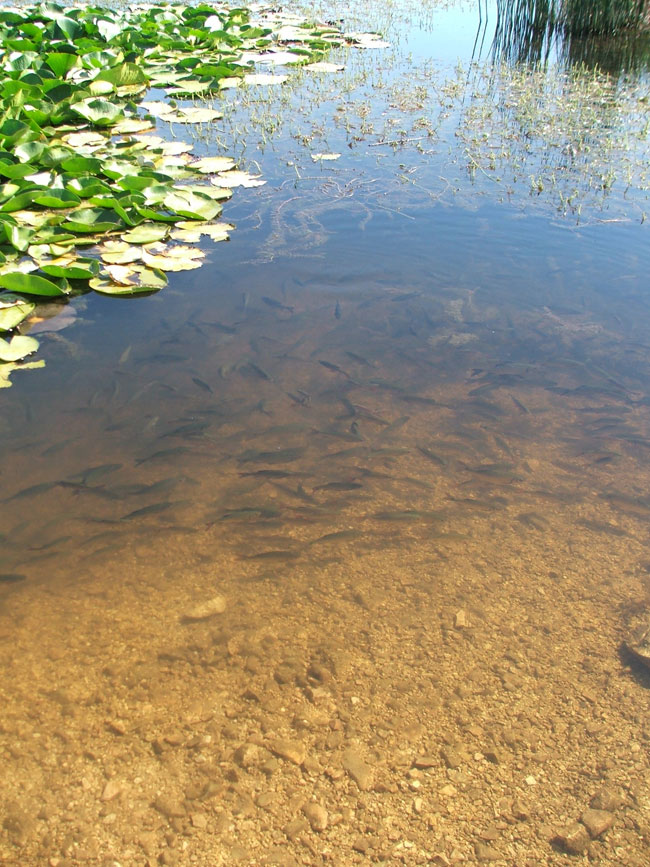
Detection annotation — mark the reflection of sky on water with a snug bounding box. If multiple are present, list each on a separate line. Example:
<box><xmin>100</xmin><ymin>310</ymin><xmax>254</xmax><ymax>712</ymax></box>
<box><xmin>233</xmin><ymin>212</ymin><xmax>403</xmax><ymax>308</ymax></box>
<box><xmin>398</xmin><ymin>0</ymin><xmax>650</xmax><ymax>71</ymax></box>
<box><xmin>402</xmin><ymin>2</ymin><xmax>494</xmax><ymax>64</ymax></box>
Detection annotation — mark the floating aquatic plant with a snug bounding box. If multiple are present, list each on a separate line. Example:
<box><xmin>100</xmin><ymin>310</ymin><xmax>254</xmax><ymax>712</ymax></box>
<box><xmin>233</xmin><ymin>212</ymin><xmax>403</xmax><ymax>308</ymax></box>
<box><xmin>0</xmin><ymin>1</ymin><xmax>385</xmax><ymax>385</ymax></box>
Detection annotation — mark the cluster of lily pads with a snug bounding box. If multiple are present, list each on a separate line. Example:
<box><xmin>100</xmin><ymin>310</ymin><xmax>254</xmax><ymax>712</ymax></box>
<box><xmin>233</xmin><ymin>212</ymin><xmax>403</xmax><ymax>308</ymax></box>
<box><xmin>0</xmin><ymin>1</ymin><xmax>386</xmax><ymax>383</ymax></box>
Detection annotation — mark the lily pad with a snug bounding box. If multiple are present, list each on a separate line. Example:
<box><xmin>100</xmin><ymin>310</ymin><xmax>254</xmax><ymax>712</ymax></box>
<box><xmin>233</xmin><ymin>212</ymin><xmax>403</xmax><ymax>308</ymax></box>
<box><xmin>96</xmin><ymin>263</ymin><xmax>167</xmax><ymax>290</ymax></box>
<box><xmin>99</xmin><ymin>241</ymin><xmax>143</xmax><ymax>265</ymax></box>
<box><xmin>192</xmin><ymin>156</ymin><xmax>236</xmax><ymax>174</ymax></box>
<box><xmin>0</xmin><ymin>272</ymin><xmax>68</xmax><ymax>296</ymax></box>
<box><xmin>70</xmin><ymin>98</ymin><xmax>124</xmax><ymax>126</ymax></box>
<box><xmin>0</xmin><ymin>294</ymin><xmax>35</xmax><ymax>331</ymax></box>
<box><xmin>212</xmin><ymin>170</ymin><xmax>265</xmax><ymax>188</ymax></box>
<box><xmin>0</xmin><ymin>358</ymin><xmax>45</xmax><ymax>388</ymax></box>
<box><xmin>171</xmin><ymin>221</ymin><xmax>233</xmax><ymax>242</ymax></box>
<box><xmin>161</xmin><ymin>108</ymin><xmax>223</xmax><ymax>124</ymax></box>
<box><xmin>122</xmin><ymin>223</ymin><xmax>169</xmax><ymax>244</ymax></box>
<box><xmin>0</xmin><ymin>333</ymin><xmax>39</xmax><ymax>361</ymax></box>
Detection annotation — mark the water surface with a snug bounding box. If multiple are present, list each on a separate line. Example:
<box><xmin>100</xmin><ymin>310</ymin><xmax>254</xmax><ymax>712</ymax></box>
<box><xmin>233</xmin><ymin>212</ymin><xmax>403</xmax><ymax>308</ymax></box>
<box><xmin>1</xmin><ymin>1</ymin><xmax>649</xmax><ymax>863</ymax></box>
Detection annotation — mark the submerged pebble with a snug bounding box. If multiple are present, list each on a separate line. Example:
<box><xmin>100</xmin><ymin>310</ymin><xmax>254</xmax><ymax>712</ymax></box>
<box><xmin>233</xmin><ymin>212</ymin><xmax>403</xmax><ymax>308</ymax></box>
<box><xmin>182</xmin><ymin>596</ymin><xmax>227</xmax><ymax>621</ymax></box>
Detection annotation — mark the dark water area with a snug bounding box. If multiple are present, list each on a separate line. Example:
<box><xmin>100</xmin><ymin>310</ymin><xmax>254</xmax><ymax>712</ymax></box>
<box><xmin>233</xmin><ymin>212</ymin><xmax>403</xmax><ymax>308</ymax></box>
<box><xmin>1</xmin><ymin>2</ymin><xmax>650</xmax><ymax>864</ymax></box>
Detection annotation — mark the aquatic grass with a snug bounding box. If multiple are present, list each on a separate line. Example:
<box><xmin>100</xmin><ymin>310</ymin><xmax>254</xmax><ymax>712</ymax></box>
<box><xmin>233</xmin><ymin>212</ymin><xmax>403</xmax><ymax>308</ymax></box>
<box><xmin>493</xmin><ymin>0</ymin><xmax>650</xmax><ymax>65</ymax></box>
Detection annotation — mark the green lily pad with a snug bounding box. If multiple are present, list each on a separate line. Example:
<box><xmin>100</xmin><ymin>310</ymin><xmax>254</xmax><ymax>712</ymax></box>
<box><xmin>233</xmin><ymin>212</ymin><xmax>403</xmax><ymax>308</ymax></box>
<box><xmin>64</xmin><ymin>207</ymin><xmax>123</xmax><ymax>233</ymax></box>
<box><xmin>90</xmin><ymin>263</ymin><xmax>167</xmax><ymax>294</ymax></box>
<box><xmin>0</xmin><ymin>271</ymin><xmax>68</xmax><ymax>296</ymax></box>
<box><xmin>122</xmin><ymin>223</ymin><xmax>170</xmax><ymax>244</ymax></box>
<box><xmin>32</xmin><ymin>189</ymin><xmax>82</xmax><ymax>209</ymax></box>
<box><xmin>40</xmin><ymin>257</ymin><xmax>100</xmax><ymax>279</ymax></box>
<box><xmin>70</xmin><ymin>98</ymin><xmax>124</xmax><ymax>126</ymax></box>
<box><xmin>164</xmin><ymin>189</ymin><xmax>221</xmax><ymax>220</ymax></box>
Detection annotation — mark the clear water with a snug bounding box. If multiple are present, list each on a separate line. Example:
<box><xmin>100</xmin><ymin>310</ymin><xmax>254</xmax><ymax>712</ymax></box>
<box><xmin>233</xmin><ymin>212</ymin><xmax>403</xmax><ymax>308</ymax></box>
<box><xmin>1</xmin><ymin>2</ymin><xmax>650</xmax><ymax>863</ymax></box>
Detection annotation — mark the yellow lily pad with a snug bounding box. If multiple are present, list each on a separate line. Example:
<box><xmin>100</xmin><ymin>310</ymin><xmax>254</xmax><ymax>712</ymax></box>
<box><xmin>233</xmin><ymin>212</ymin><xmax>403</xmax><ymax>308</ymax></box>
<box><xmin>91</xmin><ymin>264</ymin><xmax>167</xmax><ymax>292</ymax></box>
<box><xmin>113</xmin><ymin>118</ymin><xmax>155</xmax><ymax>135</ymax></box>
<box><xmin>0</xmin><ymin>359</ymin><xmax>45</xmax><ymax>389</ymax></box>
<box><xmin>212</xmin><ymin>170</ymin><xmax>265</xmax><ymax>188</ymax></box>
<box><xmin>191</xmin><ymin>156</ymin><xmax>236</xmax><ymax>174</ymax></box>
<box><xmin>139</xmin><ymin>101</ymin><xmax>173</xmax><ymax>118</ymax></box>
<box><xmin>99</xmin><ymin>241</ymin><xmax>143</xmax><ymax>265</ymax></box>
<box><xmin>161</xmin><ymin>108</ymin><xmax>223</xmax><ymax>124</ymax></box>
<box><xmin>62</xmin><ymin>131</ymin><xmax>107</xmax><ymax>148</ymax></box>
<box><xmin>142</xmin><ymin>243</ymin><xmax>205</xmax><ymax>271</ymax></box>
<box><xmin>171</xmin><ymin>221</ymin><xmax>233</xmax><ymax>243</ymax></box>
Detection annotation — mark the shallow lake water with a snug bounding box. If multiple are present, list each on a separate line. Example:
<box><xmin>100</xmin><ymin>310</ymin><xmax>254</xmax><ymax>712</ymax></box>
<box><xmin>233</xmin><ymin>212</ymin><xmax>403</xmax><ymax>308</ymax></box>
<box><xmin>1</xmin><ymin>1</ymin><xmax>650</xmax><ymax>864</ymax></box>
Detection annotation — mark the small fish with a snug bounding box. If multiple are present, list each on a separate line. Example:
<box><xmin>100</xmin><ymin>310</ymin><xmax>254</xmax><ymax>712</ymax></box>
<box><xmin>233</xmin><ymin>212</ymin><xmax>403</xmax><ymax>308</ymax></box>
<box><xmin>0</xmin><ymin>573</ymin><xmax>26</xmax><ymax>583</ymax></box>
<box><xmin>334</xmin><ymin>300</ymin><xmax>342</xmax><ymax>319</ymax></box>
<box><xmin>370</xmin><ymin>446</ymin><xmax>410</xmax><ymax>456</ymax></box>
<box><xmin>314</xmin><ymin>481</ymin><xmax>363</xmax><ymax>492</ymax></box>
<box><xmin>369</xmin><ymin>378</ymin><xmax>405</xmax><ymax>392</ymax></box>
<box><xmin>238</xmin><ymin>447</ymin><xmax>305</xmax><ymax>464</ymax></box>
<box><xmin>242</xmin><ymin>361</ymin><xmax>273</xmax><ymax>382</ymax></box>
<box><xmin>161</xmin><ymin>421</ymin><xmax>210</xmax><ymax>439</ymax></box>
<box><xmin>309</xmin><ymin>529</ymin><xmax>362</xmax><ymax>544</ymax></box>
<box><xmin>119</xmin><ymin>345</ymin><xmax>132</xmax><ymax>364</ymax></box>
<box><xmin>576</xmin><ymin>518</ymin><xmax>626</xmax><ymax>537</ymax></box>
<box><xmin>314</xmin><ymin>425</ymin><xmax>363</xmax><ymax>443</ymax></box>
<box><xmin>192</xmin><ymin>377</ymin><xmax>212</xmax><ymax>393</ymax></box>
<box><xmin>239</xmin><ymin>470</ymin><xmax>298</xmax><ymax>479</ymax></box>
<box><xmin>67</xmin><ymin>464</ymin><xmax>122</xmax><ymax>485</ymax></box>
<box><xmin>30</xmin><ymin>535</ymin><xmax>72</xmax><ymax>551</ymax></box>
<box><xmin>319</xmin><ymin>360</ymin><xmax>351</xmax><ymax>378</ymax></box>
<box><xmin>339</xmin><ymin>401</ymin><xmax>389</xmax><ymax>425</ymax></box>
<box><xmin>141</xmin><ymin>353</ymin><xmax>188</xmax><ymax>363</ymax></box>
<box><xmin>121</xmin><ymin>502</ymin><xmax>176</xmax><ymax>520</ymax></box>
<box><xmin>416</xmin><ymin>446</ymin><xmax>448</xmax><ymax>467</ymax></box>
<box><xmin>372</xmin><ymin>509</ymin><xmax>443</xmax><ymax>521</ymax></box>
<box><xmin>320</xmin><ymin>446</ymin><xmax>367</xmax><ymax>460</ymax></box>
<box><xmin>391</xmin><ymin>291</ymin><xmax>421</xmax><ymax>302</ymax></box>
<box><xmin>206</xmin><ymin>320</ymin><xmax>237</xmax><ymax>334</ymax></box>
<box><xmin>271</xmin><ymin>483</ymin><xmax>317</xmax><ymax>504</ymax></box>
<box><xmin>80</xmin><ymin>543</ymin><xmax>123</xmax><ymax>562</ymax></box>
<box><xmin>510</xmin><ymin>395</ymin><xmax>530</xmax><ymax>414</ymax></box>
<box><xmin>262</xmin><ymin>296</ymin><xmax>294</xmax><ymax>313</ymax></box>
<box><xmin>447</xmin><ymin>495</ymin><xmax>508</xmax><ymax>511</ymax></box>
<box><xmin>398</xmin><ymin>394</ymin><xmax>438</xmax><ymax>406</ymax></box>
<box><xmin>378</xmin><ymin>416</ymin><xmax>410</xmax><ymax>439</ymax></box>
<box><xmin>135</xmin><ymin>446</ymin><xmax>190</xmax><ymax>465</ymax></box>
<box><xmin>516</xmin><ymin>512</ymin><xmax>548</xmax><ymax>531</ymax></box>
<box><xmin>57</xmin><ymin>482</ymin><xmax>116</xmax><ymax>499</ymax></box>
<box><xmin>219</xmin><ymin>506</ymin><xmax>281</xmax><ymax>520</ymax></box>
<box><xmin>399</xmin><ymin>476</ymin><xmax>434</xmax><ymax>490</ymax></box>
<box><xmin>5</xmin><ymin>481</ymin><xmax>60</xmax><ymax>501</ymax></box>
<box><xmin>287</xmin><ymin>391</ymin><xmax>311</xmax><ymax>406</ymax></box>
<box><xmin>245</xmin><ymin>550</ymin><xmax>300</xmax><ymax>561</ymax></box>
<box><xmin>40</xmin><ymin>438</ymin><xmax>76</xmax><ymax>457</ymax></box>
<box><xmin>138</xmin><ymin>477</ymin><xmax>184</xmax><ymax>497</ymax></box>
<box><xmin>464</xmin><ymin>462</ymin><xmax>523</xmax><ymax>483</ymax></box>
<box><xmin>345</xmin><ymin>351</ymin><xmax>374</xmax><ymax>367</ymax></box>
